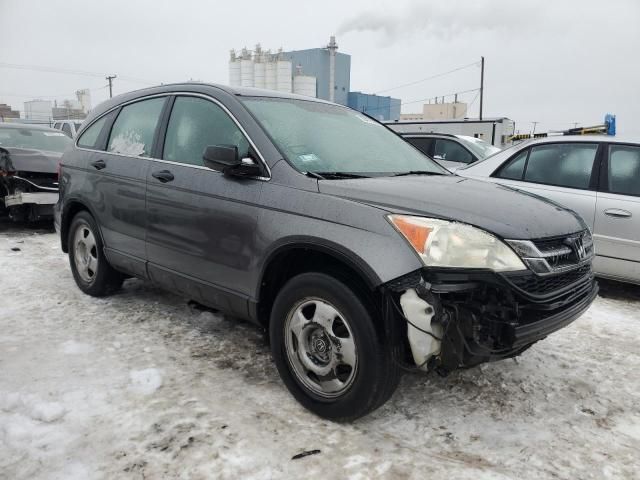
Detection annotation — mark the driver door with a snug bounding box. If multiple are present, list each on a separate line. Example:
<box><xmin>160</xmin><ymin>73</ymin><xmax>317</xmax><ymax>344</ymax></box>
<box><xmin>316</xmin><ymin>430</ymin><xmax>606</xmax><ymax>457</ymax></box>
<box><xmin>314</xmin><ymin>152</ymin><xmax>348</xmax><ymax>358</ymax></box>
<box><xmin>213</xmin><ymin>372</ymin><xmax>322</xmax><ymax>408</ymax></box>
<box><xmin>145</xmin><ymin>94</ymin><xmax>265</xmax><ymax>316</ymax></box>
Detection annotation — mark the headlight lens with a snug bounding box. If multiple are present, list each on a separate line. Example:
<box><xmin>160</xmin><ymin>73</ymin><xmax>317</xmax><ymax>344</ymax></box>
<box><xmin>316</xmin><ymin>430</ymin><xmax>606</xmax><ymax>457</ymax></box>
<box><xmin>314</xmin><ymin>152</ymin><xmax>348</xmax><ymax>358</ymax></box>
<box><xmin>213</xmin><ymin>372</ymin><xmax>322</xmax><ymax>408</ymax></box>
<box><xmin>388</xmin><ymin>215</ymin><xmax>526</xmax><ymax>272</ymax></box>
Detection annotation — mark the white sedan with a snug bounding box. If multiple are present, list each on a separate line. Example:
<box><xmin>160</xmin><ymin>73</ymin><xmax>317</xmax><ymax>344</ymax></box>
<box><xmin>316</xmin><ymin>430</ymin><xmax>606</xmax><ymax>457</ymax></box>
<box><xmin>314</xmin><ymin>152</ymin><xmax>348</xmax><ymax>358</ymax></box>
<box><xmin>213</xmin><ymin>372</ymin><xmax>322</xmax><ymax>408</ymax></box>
<box><xmin>458</xmin><ymin>136</ymin><xmax>640</xmax><ymax>285</ymax></box>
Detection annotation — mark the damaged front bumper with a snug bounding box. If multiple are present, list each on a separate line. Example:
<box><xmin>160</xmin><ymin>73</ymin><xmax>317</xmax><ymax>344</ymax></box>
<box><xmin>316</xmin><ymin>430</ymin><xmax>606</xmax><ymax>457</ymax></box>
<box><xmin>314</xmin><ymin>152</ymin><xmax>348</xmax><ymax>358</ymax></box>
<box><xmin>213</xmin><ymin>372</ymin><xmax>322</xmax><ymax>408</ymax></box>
<box><xmin>387</xmin><ymin>265</ymin><xmax>598</xmax><ymax>373</ymax></box>
<box><xmin>4</xmin><ymin>191</ymin><xmax>59</xmax><ymax>207</ymax></box>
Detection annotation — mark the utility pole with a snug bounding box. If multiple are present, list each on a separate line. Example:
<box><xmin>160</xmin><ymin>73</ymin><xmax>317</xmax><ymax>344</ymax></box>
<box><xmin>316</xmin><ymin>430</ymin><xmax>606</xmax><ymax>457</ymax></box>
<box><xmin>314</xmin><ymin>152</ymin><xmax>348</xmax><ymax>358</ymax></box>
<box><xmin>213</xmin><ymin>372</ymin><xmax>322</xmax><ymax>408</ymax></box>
<box><xmin>106</xmin><ymin>75</ymin><xmax>117</xmax><ymax>98</ymax></box>
<box><xmin>532</xmin><ymin>121</ymin><xmax>538</xmax><ymax>135</ymax></box>
<box><xmin>479</xmin><ymin>56</ymin><xmax>484</xmax><ymax>121</ymax></box>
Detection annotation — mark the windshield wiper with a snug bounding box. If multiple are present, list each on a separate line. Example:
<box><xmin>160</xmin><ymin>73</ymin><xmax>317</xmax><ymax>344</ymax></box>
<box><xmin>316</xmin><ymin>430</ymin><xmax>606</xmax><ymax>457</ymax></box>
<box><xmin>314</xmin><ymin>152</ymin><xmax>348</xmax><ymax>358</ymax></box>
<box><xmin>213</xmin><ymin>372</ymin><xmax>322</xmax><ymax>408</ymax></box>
<box><xmin>305</xmin><ymin>171</ymin><xmax>326</xmax><ymax>180</ymax></box>
<box><xmin>313</xmin><ymin>172</ymin><xmax>370</xmax><ymax>179</ymax></box>
<box><xmin>392</xmin><ymin>170</ymin><xmax>447</xmax><ymax>177</ymax></box>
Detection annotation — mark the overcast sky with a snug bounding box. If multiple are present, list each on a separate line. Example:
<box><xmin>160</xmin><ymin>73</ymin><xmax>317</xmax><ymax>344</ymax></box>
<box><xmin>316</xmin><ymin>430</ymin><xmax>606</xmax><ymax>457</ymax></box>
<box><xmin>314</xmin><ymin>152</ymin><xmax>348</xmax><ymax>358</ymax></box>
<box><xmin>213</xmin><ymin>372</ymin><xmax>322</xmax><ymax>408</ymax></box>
<box><xmin>1</xmin><ymin>0</ymin><xmax>639</xmax><ymax>134</ymax></box>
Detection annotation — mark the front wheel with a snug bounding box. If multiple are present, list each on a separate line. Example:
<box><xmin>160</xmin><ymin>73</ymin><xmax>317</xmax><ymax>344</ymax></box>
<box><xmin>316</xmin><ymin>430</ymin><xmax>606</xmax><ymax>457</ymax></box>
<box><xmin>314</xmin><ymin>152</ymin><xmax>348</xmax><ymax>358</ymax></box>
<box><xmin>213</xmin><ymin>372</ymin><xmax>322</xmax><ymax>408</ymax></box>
<box><xmin>68</xmin><ymin>211</ymin><xmax>123</xmax><ymax>296</ymax></box>
<box><xmin>269</xmin><ymin>272</ymin><xmax>401</xmax><ymax>421</ymax></box>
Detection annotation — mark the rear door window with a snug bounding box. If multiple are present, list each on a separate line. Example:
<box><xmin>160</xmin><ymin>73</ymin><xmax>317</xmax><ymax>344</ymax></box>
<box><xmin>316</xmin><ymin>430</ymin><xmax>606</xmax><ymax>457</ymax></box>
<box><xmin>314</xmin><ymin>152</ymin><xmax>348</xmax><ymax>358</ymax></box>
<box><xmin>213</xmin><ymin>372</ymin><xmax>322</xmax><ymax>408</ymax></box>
<box><xmin>608</xmin><ymin>145</ymin><xmax>640</xmax><ymax>196</ymax></box>
<box><xmin>108</xmin><ymin>97</ymin><xmax>165</xmax><ymax>157</ymax></box>
<box><xmin>524</xmin><ymin>143</ymin><xmax>597</xmax><ymax>189</ymax></box>
<box><xmin>162</xmin><ymin>96</ymin><xmax>250</xmax><ymax>166</ymax></box>
<box><xmin>433</xmin><ymin>139</ymin><xmax>474</xmax><ymax>164</ymax></box>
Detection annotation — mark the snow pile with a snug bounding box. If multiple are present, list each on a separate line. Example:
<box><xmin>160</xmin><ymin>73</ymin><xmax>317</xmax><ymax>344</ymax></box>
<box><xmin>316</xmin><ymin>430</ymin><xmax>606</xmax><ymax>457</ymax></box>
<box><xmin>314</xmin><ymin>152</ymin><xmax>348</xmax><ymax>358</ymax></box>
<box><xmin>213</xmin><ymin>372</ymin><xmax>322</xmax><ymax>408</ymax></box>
<box><xmin>129</xmin><ymin>368</ymin><xmax>163</xmax><ymax>395</ymax></box>
<box><xmin>1</xmin><ymin>393</ymin><xmax>67</xmax><ymax>423</ymax></box>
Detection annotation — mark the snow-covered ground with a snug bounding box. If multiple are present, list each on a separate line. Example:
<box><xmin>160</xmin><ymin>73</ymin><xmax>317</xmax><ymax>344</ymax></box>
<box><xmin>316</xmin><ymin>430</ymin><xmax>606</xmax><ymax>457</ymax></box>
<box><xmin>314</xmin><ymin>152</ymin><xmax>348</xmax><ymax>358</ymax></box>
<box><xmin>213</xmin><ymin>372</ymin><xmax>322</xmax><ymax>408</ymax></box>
<box><xmin>1</xmin><ymin>227</ymin><xmax>639</xmax><ymax>480</ymax></box>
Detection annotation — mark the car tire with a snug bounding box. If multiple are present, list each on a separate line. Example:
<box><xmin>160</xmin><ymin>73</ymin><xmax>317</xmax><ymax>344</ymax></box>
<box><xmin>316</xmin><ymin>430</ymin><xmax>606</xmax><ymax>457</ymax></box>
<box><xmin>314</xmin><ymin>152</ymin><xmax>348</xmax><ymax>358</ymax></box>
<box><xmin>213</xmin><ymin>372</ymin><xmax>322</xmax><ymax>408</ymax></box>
<box><xmin>270</xmin><ymin>272</ymin><xmax>401</xmax><ymax>421</ymax></box>
<box><xmin>68</xmin><ymin>211</ymin><xmax>123</xmax><ymax>296</ymax></box>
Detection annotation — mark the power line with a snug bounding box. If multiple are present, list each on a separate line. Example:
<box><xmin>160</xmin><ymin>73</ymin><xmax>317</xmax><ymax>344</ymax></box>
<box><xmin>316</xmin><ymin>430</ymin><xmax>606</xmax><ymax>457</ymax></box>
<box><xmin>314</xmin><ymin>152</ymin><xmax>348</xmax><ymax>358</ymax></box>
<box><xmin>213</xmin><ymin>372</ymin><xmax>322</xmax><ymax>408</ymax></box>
<box><xmin>0</xmin><ymin>62</ymin><xmax>157</xmax><ymax>85</ymax></box>
<box><xmin>373</xmin><ymin>61</ymin><xmax>480</xmax><ymax>95</ymax></box>
<box><xmin>361</xmin><ymin>87</ymin><xmax>480</xmax><ymax>114</ymax></box>
<box><xmin>400</xmin><ymin>87</ymin><xmax>480</xmax><ymax>107</ymax></box>
<box><xmin>0</xmin><ymin>62</ymin><xmax>108</xmax><ymax>78</ymax></box>
<box><xmin>0</xmin><ymin>86</ymin><xmax>108</xmax><ymax>99</ymax></box>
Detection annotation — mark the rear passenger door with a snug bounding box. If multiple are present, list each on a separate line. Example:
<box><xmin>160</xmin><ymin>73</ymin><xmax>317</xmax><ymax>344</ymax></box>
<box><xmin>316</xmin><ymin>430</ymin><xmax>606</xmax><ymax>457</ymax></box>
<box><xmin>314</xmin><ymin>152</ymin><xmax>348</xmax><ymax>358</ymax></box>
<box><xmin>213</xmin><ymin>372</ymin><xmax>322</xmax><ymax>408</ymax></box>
<box><xmin>493</xmin><ymin>142</ymin><xmax>600</xmax><ymax>230</ymax></box>
<box><xmin>593</xmin><ymin>144</ymin><xmax>640</xmax><ymax>281</ymax></box>
<box><xmin>145</xmin><ymin>94</ymin><xmax>266</xmax><ymax>317</ymax></box>
<box><xmin>88</xmin><ymin>96</ymin><xmax>167</xmax><ymax>277</ymax></box>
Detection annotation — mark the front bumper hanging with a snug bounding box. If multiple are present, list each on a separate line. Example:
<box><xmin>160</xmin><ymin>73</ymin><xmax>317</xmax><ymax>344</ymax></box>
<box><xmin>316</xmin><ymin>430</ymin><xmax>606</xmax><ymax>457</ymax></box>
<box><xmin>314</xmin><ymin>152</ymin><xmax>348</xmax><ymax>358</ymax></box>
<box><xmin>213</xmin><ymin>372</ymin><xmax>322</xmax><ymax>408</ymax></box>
<box><xmin>386</xmin><ymin>266</ymin><xmax>598</xmax><ymax>373</ymax></box>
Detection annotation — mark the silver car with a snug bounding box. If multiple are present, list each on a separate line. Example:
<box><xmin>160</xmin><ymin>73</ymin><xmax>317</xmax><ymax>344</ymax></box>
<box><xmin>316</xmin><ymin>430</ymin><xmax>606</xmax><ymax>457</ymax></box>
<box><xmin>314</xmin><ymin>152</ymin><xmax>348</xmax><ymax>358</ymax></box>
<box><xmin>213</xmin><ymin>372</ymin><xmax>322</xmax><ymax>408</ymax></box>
<box><xmin>402</xmin><ymin>133</ymin><xmax>501</xmax><ymax>170</ymax></box>
<box><xmin>459</xmin><ymin>136</ymin><xmax>640</xmax><ymax>285</ymax></box>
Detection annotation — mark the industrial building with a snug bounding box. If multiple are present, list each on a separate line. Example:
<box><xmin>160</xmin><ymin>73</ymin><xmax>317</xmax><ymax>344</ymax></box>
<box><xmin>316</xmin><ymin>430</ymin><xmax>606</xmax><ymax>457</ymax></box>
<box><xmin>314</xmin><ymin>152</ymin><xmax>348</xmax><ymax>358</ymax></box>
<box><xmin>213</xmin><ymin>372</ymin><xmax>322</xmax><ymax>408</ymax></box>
<box><xmin>401</xmin><ymin>101</ymin><xmax>468</xmax><ymax>121</ymax></box>
<box><xmin>20</xmin><ymin>90</ymin><xmax>92</xmax><ymax>123</ymax></box>
<box><xmin>228</xmin><ymin>36</ymin><xmax>401</xmax><ymax>120</ymax></box>
<box><xmin>229</xmin><ymin>37</ymin><xmax>345</xmax><ymax>103</ymax></box>
<box><xmin>0</xmin><ymin>103</ymin><xmax>20</xmax><ymax>121</ymax></box>
<box><xmin>347</xmin><ymin>92</ymin><xmax>401</xmax><ymax>121</ymax></box>
<box><xmin>23</xmin><ymin>100</ymin><xmax>53</xmax><ymax>121</ymax></box>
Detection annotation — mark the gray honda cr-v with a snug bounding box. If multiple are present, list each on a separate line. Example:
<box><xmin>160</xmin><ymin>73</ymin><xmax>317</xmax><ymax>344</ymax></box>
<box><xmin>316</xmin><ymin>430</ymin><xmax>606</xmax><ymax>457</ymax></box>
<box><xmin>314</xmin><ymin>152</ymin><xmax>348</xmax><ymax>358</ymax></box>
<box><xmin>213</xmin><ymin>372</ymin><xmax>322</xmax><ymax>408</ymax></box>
<box><xmin>55</xmin><ymin>83</ymin><xmax>597</xmax><ymax>421</ymax></box>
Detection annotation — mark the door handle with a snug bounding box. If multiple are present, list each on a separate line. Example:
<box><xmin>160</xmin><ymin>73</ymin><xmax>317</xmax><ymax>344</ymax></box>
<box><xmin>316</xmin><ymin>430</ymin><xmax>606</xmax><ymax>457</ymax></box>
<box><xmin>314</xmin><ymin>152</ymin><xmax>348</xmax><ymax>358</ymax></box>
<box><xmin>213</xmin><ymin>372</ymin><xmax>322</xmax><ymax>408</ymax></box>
<box><xmin>91</xmin><ymin>159</ymin><xmax>106</xmax><ymax>170</ymax></box>
<box><xmin>151</xmin><ymin>170</ymin><xmax>174</xmax><ymax>183</ymax></box>
<box><xmin>604</xmin><ymin>208</ymin><xmax>632</xmax><ymax>218</ymax></box>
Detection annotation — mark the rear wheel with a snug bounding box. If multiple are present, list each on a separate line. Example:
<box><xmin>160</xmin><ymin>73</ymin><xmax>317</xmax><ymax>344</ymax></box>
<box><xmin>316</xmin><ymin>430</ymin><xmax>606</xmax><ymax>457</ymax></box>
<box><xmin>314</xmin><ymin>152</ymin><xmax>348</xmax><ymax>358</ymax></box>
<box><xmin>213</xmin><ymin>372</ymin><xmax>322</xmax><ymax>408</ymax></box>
<box><xmin>68</xmin><ymin>211</ymin><xmax>123</xmax><ymax>296</ymax></box>
<box><xmin>270</xmin><ymin>272</ymin><xmax>401</xmax><ymax>421</ymax></box>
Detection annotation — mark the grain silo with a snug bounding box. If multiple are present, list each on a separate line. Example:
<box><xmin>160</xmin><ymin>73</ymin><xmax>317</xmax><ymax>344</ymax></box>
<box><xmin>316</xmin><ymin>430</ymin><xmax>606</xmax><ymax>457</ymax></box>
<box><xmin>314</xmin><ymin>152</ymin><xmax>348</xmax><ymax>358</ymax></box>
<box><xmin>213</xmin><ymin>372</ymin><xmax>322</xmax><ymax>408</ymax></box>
<box><xmin>239</xmin><ymin>48</ymin><xmax>254</xmax><ymax>88</ymax></box>
<box><xmin>293</xmin><ymin>66</ymin><xmax>317</xmax><ymax>98</ymax></box>
<box><xmin>276</xmin><ymin>50</ymin><xmax>292</xmax><ymax>93</ymax></box>
<box><xmin>228</xmin><ymin>50</ymin><xmax>241</xmax><ymax>87</ymax></box>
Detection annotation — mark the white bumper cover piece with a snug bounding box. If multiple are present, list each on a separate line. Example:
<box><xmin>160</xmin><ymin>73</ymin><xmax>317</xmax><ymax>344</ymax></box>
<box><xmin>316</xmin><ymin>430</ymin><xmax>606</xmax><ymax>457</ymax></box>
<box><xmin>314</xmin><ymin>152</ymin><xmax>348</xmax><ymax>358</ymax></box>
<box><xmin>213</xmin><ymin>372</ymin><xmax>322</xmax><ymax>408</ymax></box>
<box><xmin>400</xmin><ymin>288</ymin><xmax>443</xmax><ymax>371</ymax></box>
<box><xmin>4</xmin><ymin>192</ymin><xmax>59</xmax><ymax>207</ymax></box>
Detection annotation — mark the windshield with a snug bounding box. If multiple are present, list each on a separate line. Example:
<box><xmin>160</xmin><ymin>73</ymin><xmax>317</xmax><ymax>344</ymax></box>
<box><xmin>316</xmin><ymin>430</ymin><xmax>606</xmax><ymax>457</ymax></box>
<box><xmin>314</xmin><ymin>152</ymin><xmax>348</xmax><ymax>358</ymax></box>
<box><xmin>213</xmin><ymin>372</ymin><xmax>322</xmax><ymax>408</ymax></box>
<box><xmin>0</xmin><ymin>127</ymin><xmax>72</xmax><ymax>153</ymax></box>
<box><xmin>456</xmin><ymin>135</ymin><xmax>501</xmax><ymax>159</ymax></box>
<box><xmin>242</xmin><ymin>97</ymin><xmax>448</xmax><ymax>176</ymax></box>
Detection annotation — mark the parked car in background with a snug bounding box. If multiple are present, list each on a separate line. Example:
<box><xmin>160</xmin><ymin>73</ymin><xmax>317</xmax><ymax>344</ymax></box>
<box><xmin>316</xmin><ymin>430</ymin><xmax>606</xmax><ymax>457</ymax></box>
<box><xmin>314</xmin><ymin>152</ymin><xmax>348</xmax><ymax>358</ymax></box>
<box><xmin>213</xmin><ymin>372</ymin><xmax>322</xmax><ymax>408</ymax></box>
<box><xmin>53</xmin><ymin>119</ymin><xmax>84</xmax><ymax>138</ymax></box>
<box><xmin>0</xmin><ymin>123</ymin><xmax>70</xmax><ymax>222</ymax></box>
<box><xmin>400</xmin><ymin>133</ymin><xmax>501</xmax><ymax>170</ymax></box>
<box><xmin>55</xmin><ymin>83</ymin><xmax>597</xmax><ymax>420</ymax></box>
<box><xmin>458</xmin><ymin>136</ymin><xmax>640</xmax><ymax>285</ymax></box>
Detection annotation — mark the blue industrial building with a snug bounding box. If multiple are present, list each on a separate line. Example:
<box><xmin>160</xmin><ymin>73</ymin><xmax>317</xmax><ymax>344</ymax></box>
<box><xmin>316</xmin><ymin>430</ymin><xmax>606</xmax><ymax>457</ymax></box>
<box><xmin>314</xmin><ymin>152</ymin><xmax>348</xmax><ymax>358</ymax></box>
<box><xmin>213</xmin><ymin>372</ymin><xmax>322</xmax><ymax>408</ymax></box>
<box><xmin>281</xmin><ymin>48</ymin><xmax>351</xmax><ymax>106</ymax></box>
<box><xmin>347</xmin><ymin>92</ymin><xmax>401</xmax><ymax>121</ymax></box>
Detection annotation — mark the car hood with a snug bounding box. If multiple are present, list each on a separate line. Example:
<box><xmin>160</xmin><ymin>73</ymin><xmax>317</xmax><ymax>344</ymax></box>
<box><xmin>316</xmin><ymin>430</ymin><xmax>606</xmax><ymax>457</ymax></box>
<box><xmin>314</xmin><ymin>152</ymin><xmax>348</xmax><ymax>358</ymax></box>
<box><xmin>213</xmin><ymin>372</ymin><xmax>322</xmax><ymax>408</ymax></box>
<box><xmin>0</xmin><ymin>147</ymin><xmax>61</xmax><ymax>174</ymax></box>
<box><xmin>318</xmin><ymin>175</ymin><xmax>585</xmax><ymax>240</ymax></box>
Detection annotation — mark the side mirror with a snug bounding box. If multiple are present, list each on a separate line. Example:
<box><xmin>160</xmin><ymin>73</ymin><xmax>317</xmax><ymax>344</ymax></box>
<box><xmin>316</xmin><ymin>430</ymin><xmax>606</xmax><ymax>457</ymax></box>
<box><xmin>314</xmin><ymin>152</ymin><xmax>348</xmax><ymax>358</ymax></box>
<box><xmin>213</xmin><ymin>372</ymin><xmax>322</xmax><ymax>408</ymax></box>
<box><xmin>202</xmin><ymin>145</ymin><xmax>263</xmax><ymax>177</ymax></box>
<box><xmin>203</xmin><ymin>145</ymin><xmax>240</xmax><ymax>172</ymax></box>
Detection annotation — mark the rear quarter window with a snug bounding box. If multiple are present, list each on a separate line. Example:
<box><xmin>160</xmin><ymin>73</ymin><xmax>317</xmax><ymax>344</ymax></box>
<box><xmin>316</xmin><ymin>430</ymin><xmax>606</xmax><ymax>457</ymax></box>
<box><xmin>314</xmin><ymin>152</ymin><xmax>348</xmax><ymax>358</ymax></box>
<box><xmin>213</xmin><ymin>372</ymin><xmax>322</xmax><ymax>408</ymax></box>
<box><xmin>77</xmin><ymin>115</ymin><xmax>109</xmax><ymax>150</ymax></box>
<box><xmin>495</xmin><ymin>149</ymin><xmax>528</xmax><ymax>180</ymax></box>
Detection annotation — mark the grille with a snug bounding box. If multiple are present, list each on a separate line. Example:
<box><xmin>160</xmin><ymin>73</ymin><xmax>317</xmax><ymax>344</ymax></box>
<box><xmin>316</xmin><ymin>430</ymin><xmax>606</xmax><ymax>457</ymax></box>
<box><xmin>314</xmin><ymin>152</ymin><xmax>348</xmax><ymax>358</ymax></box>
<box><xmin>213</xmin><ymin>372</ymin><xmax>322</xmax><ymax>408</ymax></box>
<box><xmin>506</xmin><ymin>264</ymin><xmax>592</xmax><ymax>296</ymax></box>
<box><xmin>507</xmin><ymin>231</ymin><xmax>594</xmax><ymax>275</ymax></box>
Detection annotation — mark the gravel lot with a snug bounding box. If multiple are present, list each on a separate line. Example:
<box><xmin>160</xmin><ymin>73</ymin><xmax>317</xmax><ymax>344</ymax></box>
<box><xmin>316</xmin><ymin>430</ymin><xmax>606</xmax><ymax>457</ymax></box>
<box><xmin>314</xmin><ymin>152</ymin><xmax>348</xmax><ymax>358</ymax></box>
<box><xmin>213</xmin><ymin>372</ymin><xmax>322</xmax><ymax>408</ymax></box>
<box><xmin>1</xmin><ymin>224</ymin><xmax>639</xmax><ymax>479</ymax></box>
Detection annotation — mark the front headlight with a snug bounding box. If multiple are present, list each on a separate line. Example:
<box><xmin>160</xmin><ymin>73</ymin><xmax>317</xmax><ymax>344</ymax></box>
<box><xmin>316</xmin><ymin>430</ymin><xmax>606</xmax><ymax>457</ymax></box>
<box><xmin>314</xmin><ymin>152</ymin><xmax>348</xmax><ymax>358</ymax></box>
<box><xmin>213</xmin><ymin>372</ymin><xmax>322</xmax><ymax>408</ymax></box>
<box><xmin>388</xmin><ymin>215</ymin><xmax>527</xmax><ymax>272</ymax></box>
